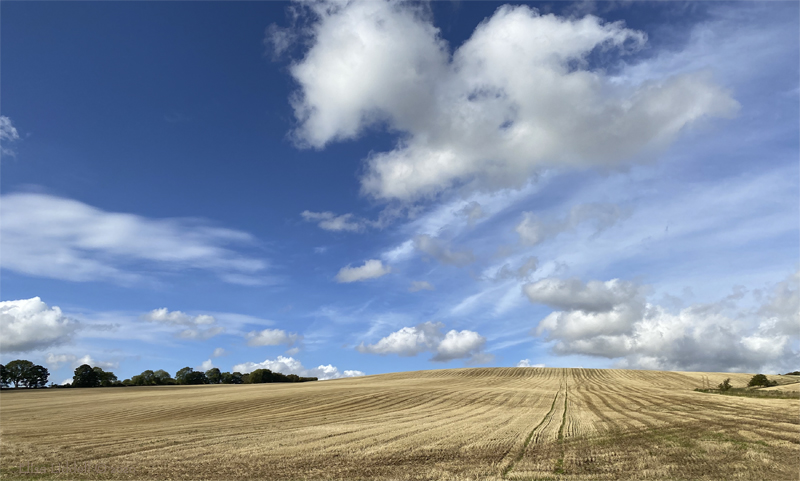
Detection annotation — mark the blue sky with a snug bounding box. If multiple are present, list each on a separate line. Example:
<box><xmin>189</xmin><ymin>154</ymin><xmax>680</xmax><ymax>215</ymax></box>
<box><xmin>1</xmin><ymin>1</ymin><xmax>797</xmax><ymax>383</ymax></box>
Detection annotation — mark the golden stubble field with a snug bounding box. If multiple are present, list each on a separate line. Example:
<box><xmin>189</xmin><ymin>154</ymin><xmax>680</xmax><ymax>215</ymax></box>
<box><xmin>1</xmin><ymin>368</ymin><xmax>798</xmax><ymax>480</ymax></box>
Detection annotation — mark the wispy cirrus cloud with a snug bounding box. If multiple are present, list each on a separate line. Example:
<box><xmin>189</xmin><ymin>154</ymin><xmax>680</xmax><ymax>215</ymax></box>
<box><xmin>1</xmin><ymin>192</ymin><xmax>270</xmax><ymax>285</ymax></box>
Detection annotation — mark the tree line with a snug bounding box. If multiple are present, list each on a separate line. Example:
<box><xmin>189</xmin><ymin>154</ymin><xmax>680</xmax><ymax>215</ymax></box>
<box><xmin>0</xmin><ymin>359</ymin><xmax>317</xmax><ymax>389</ymax></box>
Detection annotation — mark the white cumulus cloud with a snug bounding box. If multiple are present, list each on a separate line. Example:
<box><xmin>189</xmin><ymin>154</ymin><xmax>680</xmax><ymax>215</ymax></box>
<box><xmin>335</xmin><ymin>259</ymin><xmax>391</xmax><ymax>283</ymax></box>
<box><xmin>197</xmin><ymin>359</ymin><xmax>215</xmax><ymax>371</ymax></box>
<box><xmin>47</xmin><ymin>353</ymin><xmax>118</xmax><ymax>371</ymax></box>
<box><xmin>524</xmin><ymin>277</ymin><xmax>646</xmax><ymax>314</ymax></box>
<box><xmin>0</xmin><ymin>298</ymin><xmax>80</xmax><ymax>352</ymax></box>
<box><xmin>530</xmin><ymin>274</ymin><xmax>799</xmax><ymax>372</ymax></box>
<box><xmin>516</xmin><ymin>359</ymin><xmax>545</xmax><ymax>368</ymax></box>
<box><xmin>282</xmin><ymin>1</ymin><xmax>738</xmax><ymax>201</ymax></box>
<box><xmin>233</xmin><ymin>355</ymin><xmax>365</xmax><ymax>380</ymax></box>
<box><xmin>357</xmin><ymin>321</ymin><xmax>491</xmax><ymax>363</ymax></box>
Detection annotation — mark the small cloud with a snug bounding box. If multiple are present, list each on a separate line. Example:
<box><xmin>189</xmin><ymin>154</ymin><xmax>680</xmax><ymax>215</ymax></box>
<box><xmin>516</xmin><ymin>203</ymin><xmax>629</xmax><ymax>246</ymax></box>
<box><xmin>197</xmin><ymin>359</ymin><xmax>215</xmax><ymax>371</ymax></box>
<box><xmin>245</xmin><ymin>328</ymin><xmax>302</xmax><ymax>347</ymax></box>
<box><xmin>0</xmin><ymin>116</ymin><xmax>21</xmax><ymax>157</ymax></box>
<box><xmin>335</xmin><ymin>259</ymin><xmax>391</xmax><ymax>283</ymax></box>
<box><xmin>143</xmin><ymin>308</ymin><xmax>224</xmax><ymax>340</ymax></box>
<box><xmin>177</xmin><ymin>327</ymin><xmax>224</xmax><ymax>340</ymax></box>
<box><xmin>414</xmin><ymin>235</ymin><xmax>474</xmax><ymax>266</ymax></box>
<box><xmin>357</xmin><ymin>321</ymin><xmax>489</xmax><ymax>363</ymax></box>
<box><xmin>516</xmin><ymin>359</ymin><xmax>545</xmax><ymax>368</ymax></box>
<box><xmin>302</xmin><ymin>211</ymin><xmax>364</xmax><ymax>232</ymax></box>
<box><xmin>212</xmin><ymin>348</ymin><xmax>227</xmax><ymax>358</ymax></box>
<box><xmin>409</xmin><ymin>281</ymin><xmax>434</xmax><ymax>292</ymax></box>
<box><xmin>233</xmin><ymin>355</ymin><xmax>364</xmax><ymax>380</ymax></box>
<box><xmin>459</xmin><ymin>201</ymin><xmax>485</xmax><ymax>225</ymax></box>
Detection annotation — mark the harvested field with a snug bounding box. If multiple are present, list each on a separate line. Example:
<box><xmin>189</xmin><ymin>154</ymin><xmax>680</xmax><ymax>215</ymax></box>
<box><xmin>1</xmin><ymin>368</ymin><xmax>798</xmax><ymax>480</ymax></box>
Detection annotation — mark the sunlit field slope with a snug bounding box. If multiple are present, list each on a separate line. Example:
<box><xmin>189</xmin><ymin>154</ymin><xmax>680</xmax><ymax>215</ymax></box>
<box><xmin>1</xmin><ymin>368</ymin><xmax>798</xmax><ymax>480</ymax></box>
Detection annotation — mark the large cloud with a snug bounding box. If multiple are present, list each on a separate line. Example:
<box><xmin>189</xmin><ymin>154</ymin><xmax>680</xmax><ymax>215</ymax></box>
<box><xmin>524</xmin><ymin>277</ymin><xmax>646</xmax><ymax>314</ymax></box>
<box><xmin>141</xmin><ymin>308</ymin><xmax>224</xmax><ymax>340</ymax></box>
<box><xmin>335</xmin><ymin>259</ymin><xmax>391</xmax><ymax>283</ymax></box>
<box><xmin>1</xmin><ymin>193</ymin><xmax>268</xmax><ymax>285</ymax></box>
<box><xmin>280</xmin><ymin>1</ymin><xmax>738</xmax><ymax>201</ymax></box>
<box><xmin>0</xmin><ymin>298</ymin><xmax>80</xmax><ymax>352</ymax></box>
<box><xmin>357</xmin><ymin>321</ymin><xmax>490</xmax><ymax>363</ymax></box>
<box><xmin>233</xmin><ymin>355</ymin><xmax>365</xmax><ymax>380</ymax></box>
<box><xmin>529</xmin><ymin>274</ymin><xmax>799</xmax><ymax>372</ymax></box>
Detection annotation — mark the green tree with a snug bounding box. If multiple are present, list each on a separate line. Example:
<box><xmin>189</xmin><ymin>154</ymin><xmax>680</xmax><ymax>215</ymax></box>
<box><xmin>221</xmin><ymin>371</ymin><xmax>243</xmax><ymax>384</ymax></box>
<box><xmin>140</xmin><ymin>370</ymin><xmax>157</xmax><ymax>385</ymax></box>
<box><xmin>92</xmin><ymin>367</ymin><xmax>118</xmax><ymax>387</ymax></box>
<box><xmin>206</xmin><ymin>368</ymin><xmax>221</xmax><ymax>384</ymax></box>
<box><xmin>73</xmin><ymin>364</ymin><xmax>101</xmax><ymax>387</ymax></box>
<box><xmin>0</xmin><ymin>364</ymin><xmax>9</xmax><ymax>388</ymax></box>
<box><xmin>153</xmin><ymin>369</ymin><xmax>174</xmax><ymax>385</ymax></box>
<box><xmin>175</xmin><ymin>367</ymin><xmax>193</xmax><ymax>385</ymax></box>
<box><xmin>184</xmin><ymin>371</ymin><xmax>208</xmax><ymax>385</ymax></box>
<box><xmin>748</xmin><ymin>374</ymin><xmax>776</xmax><ymax>387</ymax></box>
<box><xmin>6</xmin><ymin>360</ymin><xmax>35</xmax><ymax>388</ymax></box>
<box><xmin>26</xmin><ymin>365</ymin><xmax>49</xmax><ymax>388</ymax></box>
<box><xmin>249</xmin><ymin>369</ymin><xmax>274</xmax><ymax>384</ymax></box>
<box><xmin>717</xmin><ymin>378</ymin><xmax>732</xmax><ymax>392</ymax></box>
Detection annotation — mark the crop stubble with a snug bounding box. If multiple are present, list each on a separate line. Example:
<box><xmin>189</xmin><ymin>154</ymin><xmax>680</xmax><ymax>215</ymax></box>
<box><xmin>0</xmin><ymin>368</ymin><xmax>797</xmax><ymax>480</ymax></box>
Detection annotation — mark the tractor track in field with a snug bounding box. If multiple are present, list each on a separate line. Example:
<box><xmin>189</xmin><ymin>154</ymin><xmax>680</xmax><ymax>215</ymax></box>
<box><xmin>501</xmin><ymin>383</ymin><xmax>564</xmax><ymax>478</ymax></box>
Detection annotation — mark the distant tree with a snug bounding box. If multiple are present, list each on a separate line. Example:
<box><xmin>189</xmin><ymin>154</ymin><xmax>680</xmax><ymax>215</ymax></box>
<box><xmin>175</xmin><ymin>367</ymin><xmax>193</xmax><ymax>385</ymax></box>
<box><xmin>785</xmin><ymin>371</ymin><xmax>800</xmax><ymax>376</ymax></box>
<box><xmin>206</xmin><ymin>368</ymin><xmax>221</xmax><ymax>384</ymax></box>
<box><xmin>122</xmin><ymin>378</ymin><xmax>134</xmax><ymax>386</ymax></box>
<box><xmin>0</xmin><ymin>364</ymin><xmax>8</xmax><ymax>388</ymax></box>
<box><xmin>184</xmin><ymin>371</ymin><xmax>208</xmax><ymax>385</ymax></box>
<box><xmin>717</xmin><ymin>378</ymin><xmax>732</xmax><ymax>392</ymax></box>
<box><xmin>141</xmin><ymin>370</ymin><xmax>158</xmax><ymax>385</ymax></box>
<box><xmin>241</xmin><ymin>373</ymin><xmax>251</xmax><ymax>384</ymax></box>
<box><xmin>748</xmin><ymin>374</ymin><xmax>777</xmax><ymax>387</ymax></box>
<box><xmin>6</xmin><ymin>360</ymin><xmax>35</xmax><ymax>388</ymax></box>
<box><xmin>153</xmin><ymin>369</ymin><xmax>174</xmax><ymax>385</ymax></box>
<box><xmin>221</xmin><ymin>371</ymin><xmax>244</xmax><ymax>384</ymax></box>
<box><xmin>26</xmin><ymin>365</ymin><xmax>49</xmax><ymax>388</ymax></box>
<box><xmin>73</xmin><ymin>364</ymin><xmax>101</xmax><ymax>387</ymax></box>
<box><xmin>249</xmin><ymin>369</ymin><xmax>273</xmax><ymax>384</ymax></box>
<box><xmin>93</xmin><ymin>367</ymin><xmax>118</xmax><ymax>387</ymax></box>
